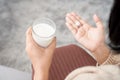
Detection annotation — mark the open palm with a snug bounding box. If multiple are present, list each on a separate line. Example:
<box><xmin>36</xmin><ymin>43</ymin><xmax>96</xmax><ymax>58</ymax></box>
<box><xmin>65</xmin><ymin>12</ymin><xmax>105</xmax><ymax>52</ymax></box>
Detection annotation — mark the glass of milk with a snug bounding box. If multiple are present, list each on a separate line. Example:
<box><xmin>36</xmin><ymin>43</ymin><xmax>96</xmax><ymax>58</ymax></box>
<box><xmin>32</xmin><ymin>18</ymin><xmax>56</xmax><ymax>47</ymax></box>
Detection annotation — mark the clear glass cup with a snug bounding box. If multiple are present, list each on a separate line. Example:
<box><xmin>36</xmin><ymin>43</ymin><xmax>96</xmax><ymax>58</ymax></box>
<box><xmin>32</xmin><ymin>18</ymin><xmax>56</xmax><ymax>47</ymax></box>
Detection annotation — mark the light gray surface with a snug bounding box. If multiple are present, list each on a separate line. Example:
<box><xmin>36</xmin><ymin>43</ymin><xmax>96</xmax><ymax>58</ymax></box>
<box><xmin>0</xmin><ymin>65</ymin><xmax>31</xmax><ymax>80</ymax></box>
<box><xmin>0</xmin><ymin>0</ymin><xmax>113</xmax><ymax>72</ymax></box>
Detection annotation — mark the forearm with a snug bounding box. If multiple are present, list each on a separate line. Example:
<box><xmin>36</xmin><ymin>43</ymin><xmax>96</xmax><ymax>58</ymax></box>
<box><xmin>33</xmin><ymin>66</ymin><xmax>49</xmax><ymax>80</ymax></box>
<box><xmin>34</xmin><ymin>70</ymin><xmax>49</xmax><ymax>80</ymax></box>
<box><xmin>31</xmin><ymin>53</ymin><xmax>54</xmax><ymax>80</ymax></box>
<box><xmin>92</xmin><ymin>43</ymin><xmax>110</xmax><ymax>65</ymax></box>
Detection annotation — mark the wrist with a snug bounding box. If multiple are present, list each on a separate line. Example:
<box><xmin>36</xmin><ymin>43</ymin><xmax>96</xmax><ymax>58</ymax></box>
<box><xmin>32</xmin><ymin>64</ymin><xmax>49</xmax><ymax>80</ymax></box>
<box><xmin>34</xmin><ymin>69</ymin><xmax>49</xmax><ymax>80</ymax></box>
<box><xmin>33</xmin><ymin>63</ymin><xmax>50</xmax><ymax>72</ymax></box>
<box><xmin>92</xmin><ymin>43</ymin><xmax>110</xmax><ymax>64</ymax></box>
<box><xmin>32</xmin><ymin>58</ymin><xmax>52</xmax><ymax>71</ymax></box>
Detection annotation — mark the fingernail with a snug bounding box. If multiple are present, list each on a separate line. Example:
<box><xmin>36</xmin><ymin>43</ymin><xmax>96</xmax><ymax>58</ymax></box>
<box><xmin>66</xmin><ymin>22</ymin><xmax>69</xmax><ymax>26</ymax></box>
<box><xmin>66</xmin><ymin>13</ymin><xmax>70</xmax><ymax>16</ymax></box>
<box><xmin>94</xmin><ymin>14</ymin><xmax>97</xmax><ymax>17</ymax></box>
<box><xmin>65</xmin><ymin>22</ymin><xmax>67</xmax><ymax>25</ymax></box>
<box><xmin>65</xmin><ymin>17</ymin><xmax>69</xmax><ymax>21</ymax></box>
<box><xmin>94</xmin><ymin>14</ymin><xmax>99</xmax><ymax>19</ymax></box>
<box><xmin>71</xmin><ymin>12</ymin><xmax>76</xmax><ymax>15</ymax></box>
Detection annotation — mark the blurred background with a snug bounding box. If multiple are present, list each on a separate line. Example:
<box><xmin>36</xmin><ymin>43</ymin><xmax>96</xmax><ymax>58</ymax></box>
<box><xmin>0</xmin><ymin>0</ymin><xmax>113</xmax><ymax>72</ymax></box>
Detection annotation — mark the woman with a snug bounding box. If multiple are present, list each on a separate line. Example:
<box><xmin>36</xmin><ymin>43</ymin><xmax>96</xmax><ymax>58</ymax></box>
<box><xmin>26</xmin><ymin>1</ymin><xmax>120</xmax><ymax>80</ymax></box>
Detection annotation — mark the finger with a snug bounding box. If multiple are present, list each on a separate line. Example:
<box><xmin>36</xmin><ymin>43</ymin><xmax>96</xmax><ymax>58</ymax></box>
<box><xmin>71</xmin><ymin>12</ymin><xmax>81</xmax><ymax>20</ymax></box>
<box><xmin>25</xmin><ymin>27</ymin><xmax>33</xmax><ymax>52</ymax></box>
<box><xmin>71</xmin><ymin>12</ymin><xmax>82</xmax><ymax>23</ymax></box>
<box><xmin>66</xmin><ymin>22</ymin><xmax>77</xmax><ymax>35</ymax></box>
<box><xmin>77</xmin><ymin>27</ymin><xmax>86</xmax><ymax>38</ymax></box>
<box><xmin>26</xmin><ymin>27</ymin><xmax>32</xmax><ymax>36</ymax></box>
<box><xmin>26</xmin><ymin>27</ymin><xmax>44</xmax><ymax>50</ymax></box>
<box><xmin>66</xmin><ymin>13</ymin><xmax>79</xmax><ymax>29</ymax></box>
<box><xmin>26</xmin><ymin>27</ymin><xmax>32</xmax><ymax>46</ymax></box>
<box><xmin>70</xmin><ymin>12</ymin><xmax>91</xmax><ymax>30</ymax></box>
<box><xmin>71</xmin><ymin>12</ymin><xmax>87</xmax><ymax>25</ymax></box>
<box><xmin>48</xmin><ymin>37</ymin><xmax>56</xmax><ymax>50</ymax></box>
<box><xmin>93</xmin><ymin>14</ymin><xmax>104</xmax><ymax>30</ymax></box>
<box><xmin>70</xmin><ymin>12</ymin><xmax>82</xmax><ymax>27</ymax></box>
<box><xmin>71</xmin><ymin>12</ymin><xmax>91</xmax><ymax>31</ymax></box>
<box><xmin>65</xmin><ymin>16</ymin><xmax>74</xmax><ymax>25</ymax></box>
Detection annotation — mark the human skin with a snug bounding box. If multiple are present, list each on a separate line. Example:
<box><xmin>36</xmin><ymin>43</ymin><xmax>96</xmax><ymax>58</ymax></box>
<box><xmin>26</xmin><ymin>27</ymin><xmax>56</xmax><ymax>80</ymax></box>
<box><xmin>65</xmin><ymin>12</ymin><xmax>110</xmax><ymax>64</ymax></box>
<box><xmin>26</xmin><ymin>12</ymin><xmax>110</xmax><ymax>80</ymax></box>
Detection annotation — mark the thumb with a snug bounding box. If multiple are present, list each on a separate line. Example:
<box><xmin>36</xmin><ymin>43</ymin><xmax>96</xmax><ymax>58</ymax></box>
<box><xmin>93</xmin><ymin>14</ymin><xmax>104</xmax><ymax>30</ymax></box>
<box><xmin>26</xmin><ymin>27</ymin><xmax>33</xmax><ymax>46</ymax></box>
<box><xmin>47</xmin><ymin>37</ymin><xmax>56</xmax><ymax>51</ymax></box>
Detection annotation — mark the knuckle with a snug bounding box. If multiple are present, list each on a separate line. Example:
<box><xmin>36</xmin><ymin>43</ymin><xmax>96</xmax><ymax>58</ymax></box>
<box><xmin>25</xmin><ymin>44</ymin><xmax>33</xmax><ymax>52</ymax></box>
<box><xmin>26</xmin><ymin>47</ymin><xmax>32</xmax><ymax>54</ymax></box>
<box><xmin>25</xmin><ymin>47</ymin><xmax>29</xmax><ymax>52</ymax></box>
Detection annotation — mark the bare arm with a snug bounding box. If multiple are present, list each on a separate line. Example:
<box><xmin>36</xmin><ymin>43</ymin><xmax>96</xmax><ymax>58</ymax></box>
<box><xmin>65</xmin><ymin>12</ymin><xmax>110</xmax><ymax>64</ymax></box>
<box><xmin>92</xmin><ymin>43</ymin><xmax>110</xmax><ymax>64</ymax></box>
<box><xmin>26</xmin><ymin>27</ymin><xmax>56</xmax><ymax>80</ymax></box>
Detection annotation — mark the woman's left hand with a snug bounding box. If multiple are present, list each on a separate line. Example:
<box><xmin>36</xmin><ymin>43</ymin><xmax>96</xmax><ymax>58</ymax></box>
<box><xmin>65</xmin><ymin>12</ymin><xmax>105</xmax><ymax>52</ymax></box>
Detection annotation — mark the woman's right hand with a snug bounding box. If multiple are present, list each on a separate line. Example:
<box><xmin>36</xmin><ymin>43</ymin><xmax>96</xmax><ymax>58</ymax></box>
<box><xmin>65</xmin><ymin>12</ymin><xmax>105</xmax><ymax>52</ymax></box>
<box><xmin>26</xmin><ymin>27</ymin><xmax>56</xmax><ymax>80</ymax></box>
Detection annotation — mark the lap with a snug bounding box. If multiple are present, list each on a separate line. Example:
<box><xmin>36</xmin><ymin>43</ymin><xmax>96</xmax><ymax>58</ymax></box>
<box><xmin>49</xmin><ymin>44</ymin><xmax>96</xmax><ymax>80</ymax></box>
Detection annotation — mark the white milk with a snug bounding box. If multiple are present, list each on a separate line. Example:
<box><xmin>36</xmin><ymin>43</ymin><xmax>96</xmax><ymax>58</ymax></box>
<box><xmin>32</xmin><ymin>23</ymin><xmax>55</xmax><ymax>47</ymax></box>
